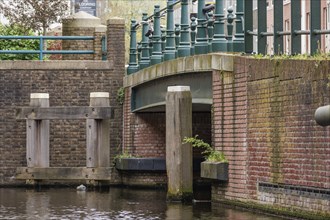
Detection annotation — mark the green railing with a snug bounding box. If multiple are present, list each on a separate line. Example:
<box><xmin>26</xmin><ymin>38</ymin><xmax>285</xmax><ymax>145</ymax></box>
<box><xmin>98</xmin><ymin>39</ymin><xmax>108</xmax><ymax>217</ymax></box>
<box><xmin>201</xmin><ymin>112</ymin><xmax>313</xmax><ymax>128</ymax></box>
<box><xmin>0</xmin><ymin>35</ymin><xmax>107</xmax><ymax>60</ymax></box>
<box><xmin>128</xmin><ymin>0</ymin><xmax>330</xmax><ymax>75</ymax></box>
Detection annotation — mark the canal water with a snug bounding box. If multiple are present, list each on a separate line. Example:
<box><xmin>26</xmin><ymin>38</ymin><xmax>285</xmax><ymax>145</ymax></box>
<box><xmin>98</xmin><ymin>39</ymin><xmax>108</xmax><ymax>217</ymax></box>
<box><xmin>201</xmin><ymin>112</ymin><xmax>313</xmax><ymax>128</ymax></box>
<box><xmin>0</xmin><ymin>187</ymin><xmax>285</xmax><ymax>220</ymax></box>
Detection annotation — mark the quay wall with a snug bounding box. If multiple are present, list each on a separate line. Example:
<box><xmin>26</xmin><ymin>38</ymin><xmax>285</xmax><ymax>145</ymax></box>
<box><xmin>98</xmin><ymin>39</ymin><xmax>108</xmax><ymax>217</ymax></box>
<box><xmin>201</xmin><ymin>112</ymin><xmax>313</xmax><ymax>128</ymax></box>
<box><xmin>122</xmin><ymin>55</ymin><xmax>330</xmax><ymax>217</ymax></box>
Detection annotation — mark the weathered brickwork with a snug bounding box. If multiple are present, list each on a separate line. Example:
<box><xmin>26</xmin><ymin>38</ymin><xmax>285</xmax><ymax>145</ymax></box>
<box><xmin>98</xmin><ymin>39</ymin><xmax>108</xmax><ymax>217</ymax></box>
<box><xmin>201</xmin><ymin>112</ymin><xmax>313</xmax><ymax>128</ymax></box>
<box><xmin>212</xmin><ymin>56</ymin><xmax>249</xmax><ymax>201</ymax></box>
<box><xmin>0</xmin><ymin>18</ymin><xmax>125</xmax><ymax>186</ymax></box>
<box><xmin>0</xmin><ymin>62</ymin><xmax>123</xmax><ymax>185</ymax></box>
<box><xmin>211</xmin><ymin>57</ymin><xmax>330</xmax><ymax>215</ymax></box>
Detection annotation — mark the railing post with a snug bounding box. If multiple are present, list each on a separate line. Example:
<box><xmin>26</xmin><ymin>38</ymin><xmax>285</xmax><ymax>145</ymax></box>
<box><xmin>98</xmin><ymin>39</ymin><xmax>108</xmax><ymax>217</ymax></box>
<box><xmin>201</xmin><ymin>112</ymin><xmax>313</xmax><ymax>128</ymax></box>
<box><xmin>233</xmin><ymin>0</ymin><xmax>245</xmax><ymax>52</ymax></box>
<box><xmin>310</xmin><ymin>0</ymin><xmax>321</xmax><ymax>54</ymax></box>
<box><xmin>177</xmin><ymin>0</ymin><xmax>191</xmax><ymax>57</ymax></box>
<box><xmin>137</xmin><ymin>42</ymin><xmax>142</xmax><ymax>64</ymax></box>
<box><xmin>175</xmin><ymin>24</ymin><xmax>181</xmax><ymax>58</ymax></box>
<box><xmin>244</xmin><ymin>0</ymin><xmax>253</xmax><ymax>53</ymax></box>
<box><xmin>161</xmin><ymin>27</ymin><xmax>166</xmax><ymax>53</ymax></box>
<box><xmin>190</xmin><ymin>17</ymin><xmax>197</xmax><ymax>55</ymax></box>
<box><xmin>195</xmin><ymin>0</ymin><xmax>208</xmax><ymax>54</ymax></box>
<box><xmin>274</xmin><ymin>0</ymin><xmax>283</xmax><ymax>55</ymax></box>
<box><xmin>291</xmin><ymin>0</ymin><xmax>301</xmax><ymax>54</ymax></box>
<box><xmin>39</xmin><ymin>36</ymin><xmax>44</xmax><ymax>61</ymax></box>
<box><xmin>164</xmin><ymin>0</ymin><xmax>176</xmax><ymax>61</ymax></box>
<box><xmin>139</xmin><ymin>13</ymin><xmax>151</xmax><ymax>69</ymax></box>
<box><xmin>257</xmin><ymin>0</ymin><xmax>267</xmax><ymax>54</ymax></box>
<box><xmin>127</xmin><ymin>19</ymin><xmax>139</xmax><ymax>75</ymax></box>
<box><xmin>27</xmin><ymin>93</ymin><xmax>49</xmax><ymax>168</ymax></box>
<box><xmin>207</xmin><ymin>12</ymin><xmax>214</xmax><ymax>53</ymax></box>
<box><xmin>212</xmin><ymin>0</ymin><xmax>227</xmax><ymax>52</ymax></box>
<box><xmin>226</xmin><ymin>7</ymin><xmax>235</xmax><ymax>52</ymax></box>
<box><xmin>150</xmin><ymin>5</ymin><xmax>163</xmax><ymax>65</ymax></box>
<box><xmin>87</xmin><ymin>92</ymin><xmax>110</xmax><ymax>168</ymax></box>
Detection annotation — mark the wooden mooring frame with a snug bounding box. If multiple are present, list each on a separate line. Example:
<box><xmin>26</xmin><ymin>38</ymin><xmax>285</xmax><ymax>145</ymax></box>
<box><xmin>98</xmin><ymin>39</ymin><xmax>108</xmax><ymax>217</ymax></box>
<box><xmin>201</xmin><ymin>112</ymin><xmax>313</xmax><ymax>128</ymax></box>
<box><xmin>15</xmin><ymin>92</ymin><xmax>113</xmax><ymax>185</ymax></box>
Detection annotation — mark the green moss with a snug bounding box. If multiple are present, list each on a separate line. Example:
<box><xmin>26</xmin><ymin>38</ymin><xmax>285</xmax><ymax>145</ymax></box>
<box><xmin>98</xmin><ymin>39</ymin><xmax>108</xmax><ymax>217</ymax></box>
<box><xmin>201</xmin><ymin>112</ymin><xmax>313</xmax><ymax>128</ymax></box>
<box><xmin>215</xmin><ymin>199</ymin><xmax>330</xmax><ymax>220</ymax></box>
<box><xmin>251</xmin><ymin>53</ymin><xmax>330</xmax><ymax>61</ymax></box>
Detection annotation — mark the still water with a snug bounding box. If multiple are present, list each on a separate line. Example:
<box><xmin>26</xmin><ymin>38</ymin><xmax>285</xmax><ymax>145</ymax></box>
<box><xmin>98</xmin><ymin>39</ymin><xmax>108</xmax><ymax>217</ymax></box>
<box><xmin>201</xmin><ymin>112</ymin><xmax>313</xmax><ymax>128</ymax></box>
<box><xmin>0</xmin><ymin>187</ymin><xmax>285</xmax><ymax>220</ymax></box>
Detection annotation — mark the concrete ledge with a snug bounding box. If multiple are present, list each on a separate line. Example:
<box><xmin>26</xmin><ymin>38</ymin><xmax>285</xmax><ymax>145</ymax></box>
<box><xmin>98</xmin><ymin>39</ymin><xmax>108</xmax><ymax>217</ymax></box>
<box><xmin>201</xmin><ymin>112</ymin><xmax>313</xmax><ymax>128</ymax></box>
<box><xmin>124</xmin><ymin>53</ymin><xmax>234</xmax><ymax>87</ymax></box>
<box><xmin>201</xmin><ymin>162</ymin><xmax>228</xmax><ymax>181</ymax></box>
<box><xmin>0</xmin><ymin>60</ymin><xmax>113</xmax><ymax>70</ymax></box>
<box><xmin>16</xmin><ymin>167</ymin><xmax>112</xmax><ymax>180</ymax></box>
<box><xmin>115</xmin><ymin>158</ymin><xmax>166</xmax><ymax>171</ymax></box>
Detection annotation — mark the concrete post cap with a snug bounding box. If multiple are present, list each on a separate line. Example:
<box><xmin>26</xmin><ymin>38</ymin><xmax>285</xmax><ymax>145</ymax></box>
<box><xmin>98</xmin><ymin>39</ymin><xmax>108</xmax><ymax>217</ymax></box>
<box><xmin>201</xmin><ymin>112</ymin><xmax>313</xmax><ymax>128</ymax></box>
<box><xmin>167</xmin><ymin>86</ymin><xmax>190</xmax><ymax>92</ymax></box>
<box><xmin>90</xmin><ymin>92</ymin><xmax>109</xmax><ymax>98</ymax></box>
<box><xmin>30</xmin><ymin>93</ymin><xmax>49</xmax><ymax>99</ymax></box>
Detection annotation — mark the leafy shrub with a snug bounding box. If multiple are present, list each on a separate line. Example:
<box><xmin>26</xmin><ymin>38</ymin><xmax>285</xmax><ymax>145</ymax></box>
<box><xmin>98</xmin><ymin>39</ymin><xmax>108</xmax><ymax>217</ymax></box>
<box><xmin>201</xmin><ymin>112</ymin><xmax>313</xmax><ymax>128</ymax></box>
<box><xmin>0</xmin><ymin>24</ymin><xmax>39</xmax><ymax>60</ymax></box>
<box><xmin>183</xmin><ymin>135</ymin><xmax>228</xmax><ymax>163</ymax></box>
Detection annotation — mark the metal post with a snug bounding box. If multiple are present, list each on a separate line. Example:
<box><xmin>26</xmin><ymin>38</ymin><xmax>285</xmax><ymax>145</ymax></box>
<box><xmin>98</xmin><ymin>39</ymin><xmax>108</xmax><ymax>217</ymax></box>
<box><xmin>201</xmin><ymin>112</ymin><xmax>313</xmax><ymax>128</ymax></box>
<box><xmin>190</xmin><ymin>17</ymin><xmax>197</xmax><ymax>55</ymax></box>
<box><xmin>177</xmin><ymin>0</ymin><xmax>191</xmax><ymax>57</ymax></box>
<box><xmin>257</xmin><ymin>0</ymin><xmax>267</xmax><ymax>54</ymax></box>
<box><xmin>195</xmin><ymin>0</ymin><xmax>208</xmax><ymax>54</ymax></box>
<box><xmin>151</xmin><ymin>5</ymin><xmax>163</xmax><ymax>65</ymax></box>
<box><xmin>310</xmin><ymin>0</ymin><xmax>321</xmax><ymax>54</ymax></box>
<box><xmin>207</xmin><ymin>12</ymin><xmax>214</xmax><ymax>53</ymax></box>
<box><xmin>244</xmin><ymin>0</ymin><xmax>253</xmax><ymax>53</ymax></box>
<box><xmin>226</xmin><ymin>7</ymin><xmax>235</xmax><ymax>52</ymax></box>
<box><xmin>39</xmin><ymin>36</ymin><xmax>44</xmax><ymax>60</ymax></box>
<box><xmin>127</xmin><ymin>19</ymin><xmax>139</xmax><ymax>75</ymax></box>
<box><xmin>273</xmin><ymin>0</ymin><xmax>283</xmax><ymax>55</ymax></box>
<box><xmin>233</xmin><ymin>0</ymin><xmax>245</xmax><ymax>52</ymax></box>
<box><xmin>175</xmin><ymin>24</ymin><xmax>181</xmax><ymax>58</ymax></box>
<box><xmin>101</xmin><ymin>35</ymin><xmax>107</xmax><ymax>61</ymax></box>
<box><xmin>164</xmin><ymin>0</ymin><xmax>176</xmax><ymax>61</ymax></box>
<box><xmin>291</xmin><ymin>0</ymin><xmax>301</xmax><ymax>54</ymax></box>
<box><xmin>140</xmin><ymin>13</ymin><xmax>151</xmax><ymax>69</ymax></box>
<box><xmin>212</xmin><ymin>0</ymin><xmax>227</xmax><ymax>52</ymax></box>
<box><xmin>161</xmin><ymin>27</ymin><xmax>166</xmax><ymax>53</ymax></box>
<box><xmin>137</xmin><ymin>42</ymin><xmax>142</xmax><ymax>64</ymax></box>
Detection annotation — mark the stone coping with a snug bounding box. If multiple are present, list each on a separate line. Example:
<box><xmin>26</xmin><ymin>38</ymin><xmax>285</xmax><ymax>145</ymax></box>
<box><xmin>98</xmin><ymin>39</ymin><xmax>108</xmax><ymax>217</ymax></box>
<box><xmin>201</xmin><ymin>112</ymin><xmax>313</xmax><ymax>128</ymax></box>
<box><xmin>124</xmin><ymin>53</ymin><xmax>234</xmax><ymax>87</ymax></box>
<box><xmin>0</xmin><ymin>60</ymin><xmax>113</xmax><ymax>70</ymax></box>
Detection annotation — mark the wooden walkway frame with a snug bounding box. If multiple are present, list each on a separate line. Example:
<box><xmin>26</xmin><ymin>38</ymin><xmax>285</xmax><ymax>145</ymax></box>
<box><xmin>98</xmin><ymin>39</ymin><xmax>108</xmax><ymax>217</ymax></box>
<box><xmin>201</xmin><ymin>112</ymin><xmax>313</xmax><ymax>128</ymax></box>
<box><xmin>15</xmin><ymin>92</ymin><xmax>113</xmax><ymax>184</ymax></box>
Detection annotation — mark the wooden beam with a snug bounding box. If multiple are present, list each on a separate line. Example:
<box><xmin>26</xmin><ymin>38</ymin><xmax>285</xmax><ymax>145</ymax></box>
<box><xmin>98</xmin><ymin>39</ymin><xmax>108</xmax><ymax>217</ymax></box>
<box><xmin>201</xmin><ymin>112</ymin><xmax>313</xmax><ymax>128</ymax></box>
<box><xmin>16</xmin><ymin>107</ymin><xmax>113</xmax><ymax>120</ymax></box>
<box><xmin>16</xmin><ymin>167</ymin><xmax>112</xmax><ymax>180</ymax></box>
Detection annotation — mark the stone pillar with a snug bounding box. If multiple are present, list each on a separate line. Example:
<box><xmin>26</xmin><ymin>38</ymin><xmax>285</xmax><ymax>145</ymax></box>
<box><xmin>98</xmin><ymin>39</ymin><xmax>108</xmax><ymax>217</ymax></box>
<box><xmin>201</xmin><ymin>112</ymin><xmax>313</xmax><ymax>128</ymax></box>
<box><xmin>107</xmin><ymin>18</ymin><xmax>125</xmax><ymax>69</ymax></box>
<box><xmin>62</xmin><ymin>11</ymin><xmax>106</xmax><ymax>60</ymax></box>
<box><xmin>86</xmin><ymin>92</ymin><xmax>110</xmax><ymax>168</ymax></box>
<box><xmin>166</xmin><ymin>86</ymin><xmax>193</xmax><ymax>202</ymax></box>
<box><xmin>27</xmin><ymin>93</ymin><xmax>49</xmax><ymax>167</ymax></box>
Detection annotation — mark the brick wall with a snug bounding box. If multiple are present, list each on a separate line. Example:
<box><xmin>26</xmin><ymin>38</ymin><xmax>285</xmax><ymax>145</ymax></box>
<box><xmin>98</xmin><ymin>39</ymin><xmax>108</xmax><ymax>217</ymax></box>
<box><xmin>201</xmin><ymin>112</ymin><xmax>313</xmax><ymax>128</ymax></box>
<box><xmin>212</xmin><ymin>57</ymin><xmax>330</xmax><ymax>215</ymax></box>
<box><xmin>62</xmin><ymin>27</ymin><xmax>95</xmax><ymax>60</ymax></box>
<box><xmin>0</xmin><ymin>61</ymin><xmax>123</xmax><ymax>185</ymax></box>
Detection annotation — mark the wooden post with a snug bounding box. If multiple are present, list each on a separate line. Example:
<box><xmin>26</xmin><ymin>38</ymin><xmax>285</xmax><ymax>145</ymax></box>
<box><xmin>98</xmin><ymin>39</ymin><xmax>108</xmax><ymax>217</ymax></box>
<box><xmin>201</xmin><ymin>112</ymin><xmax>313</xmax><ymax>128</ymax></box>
<box><xmin>166</xmin><ymin>86</ymin><xmax>193</xmax><ymax>202</ymax></box>
<box><xmin>27</xmin><ymin>93</ymin><xmax>49</xmax><ymax>167</ymax></box>
<box><xmin>86</xmin><ymin>92</ymin><xmax>110</xmax><ymax>168</ymax></box>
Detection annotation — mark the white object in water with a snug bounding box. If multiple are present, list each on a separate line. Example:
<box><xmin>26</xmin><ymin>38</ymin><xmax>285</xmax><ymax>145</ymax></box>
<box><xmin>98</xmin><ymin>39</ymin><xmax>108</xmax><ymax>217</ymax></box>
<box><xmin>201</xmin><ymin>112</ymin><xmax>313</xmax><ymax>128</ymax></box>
<box><xmin>76</xmin><ymin>184</ymin><xmax>86</xmax><ymax>191</ymax></box>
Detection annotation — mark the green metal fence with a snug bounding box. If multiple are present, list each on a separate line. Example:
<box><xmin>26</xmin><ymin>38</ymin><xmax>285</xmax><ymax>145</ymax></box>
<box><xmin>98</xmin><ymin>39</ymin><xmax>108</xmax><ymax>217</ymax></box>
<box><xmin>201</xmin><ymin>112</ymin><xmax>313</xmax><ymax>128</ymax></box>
<box><xmin>128</xmin><ymin>0</ymin><xmax>330</xmax><ymax>75</ymax></box>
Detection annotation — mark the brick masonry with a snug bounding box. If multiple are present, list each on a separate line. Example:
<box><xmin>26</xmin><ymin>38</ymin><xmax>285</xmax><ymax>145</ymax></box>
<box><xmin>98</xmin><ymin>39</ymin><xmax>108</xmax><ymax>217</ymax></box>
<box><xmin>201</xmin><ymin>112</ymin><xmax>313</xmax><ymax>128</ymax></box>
<box><xmin>123</xmin><ymin>56</ymin><xmax>330</xmax><ymax>215</ymax></box>
<box><xmin>0</xmin><ymin>18</ymin><xmax>124</xmax><ymax>186</ymax></box>
<box><xmin>211</xmin><ymin>57</ymin><xmax>330</xmax><ymax>215</ymax></box>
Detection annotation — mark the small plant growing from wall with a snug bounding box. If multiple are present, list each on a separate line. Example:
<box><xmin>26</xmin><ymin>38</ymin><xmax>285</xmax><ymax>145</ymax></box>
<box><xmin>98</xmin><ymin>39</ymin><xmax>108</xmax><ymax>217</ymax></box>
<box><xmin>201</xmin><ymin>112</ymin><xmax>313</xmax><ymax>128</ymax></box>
<box><xmin>183</xmin><ymin>135</ymin><xmax>227</xmax><ymax>163</ymax></box>
<box><xmin>116</xmin><ymin>87</ymin><xmax>125</xmax><ymax>105</ymax></box>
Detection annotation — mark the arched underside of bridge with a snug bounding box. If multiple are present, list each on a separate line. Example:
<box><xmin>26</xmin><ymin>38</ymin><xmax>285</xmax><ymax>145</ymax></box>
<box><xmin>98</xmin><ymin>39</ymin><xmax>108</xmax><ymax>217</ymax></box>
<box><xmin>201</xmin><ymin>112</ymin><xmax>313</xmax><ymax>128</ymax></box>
<box><xmin>124</xmin><ymin>54</ymin><xmax>234</xmax><ymax>112</ymax></box>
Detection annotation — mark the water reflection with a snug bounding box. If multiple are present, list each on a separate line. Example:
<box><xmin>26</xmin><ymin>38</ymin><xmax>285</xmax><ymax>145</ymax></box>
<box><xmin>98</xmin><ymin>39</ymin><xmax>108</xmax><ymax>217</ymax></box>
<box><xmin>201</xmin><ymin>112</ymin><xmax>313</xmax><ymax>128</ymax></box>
<box><xmin>0</xmin><ymin>188</ymin><xmax>284</xmax><ymax>220</ymax></box>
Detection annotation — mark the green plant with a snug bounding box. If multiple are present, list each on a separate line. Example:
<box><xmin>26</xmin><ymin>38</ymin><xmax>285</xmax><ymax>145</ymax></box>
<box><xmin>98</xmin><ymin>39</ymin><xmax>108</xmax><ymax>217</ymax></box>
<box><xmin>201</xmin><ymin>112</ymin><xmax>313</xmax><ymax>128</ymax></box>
<box><xmin>0</xmin><ymin>24</ymin><xmax>39</xmax><ymax>60</ymax></box>
<box><xmin>116</xmin><ymin>87</ymin><xmax>125</xmax><ymax>105</ymax></box>
<box><xmin>183</xmin><ymin>135</ymin><xmax>228</xmax><ymax>163</ymax></box>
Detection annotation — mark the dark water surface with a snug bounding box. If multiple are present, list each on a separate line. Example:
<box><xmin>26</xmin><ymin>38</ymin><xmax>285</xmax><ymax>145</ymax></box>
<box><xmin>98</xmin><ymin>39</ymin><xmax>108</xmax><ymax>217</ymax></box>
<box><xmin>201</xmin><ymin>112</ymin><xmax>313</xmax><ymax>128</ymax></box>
<box><xmin>0</xmin><ymin>188</ymin><xmax>285</xmax><ymax>220</ymax></box>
